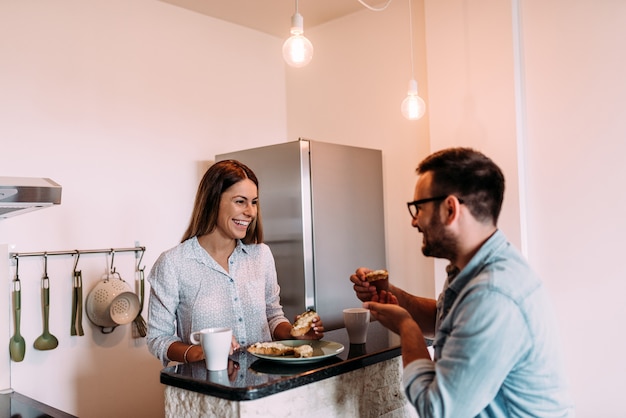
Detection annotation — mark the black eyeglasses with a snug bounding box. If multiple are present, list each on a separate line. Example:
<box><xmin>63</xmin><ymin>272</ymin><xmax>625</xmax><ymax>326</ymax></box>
<box><xmin>407</xmin><ymin>195</ymin><xmax>464</xmax><ymax>218</ymax></box>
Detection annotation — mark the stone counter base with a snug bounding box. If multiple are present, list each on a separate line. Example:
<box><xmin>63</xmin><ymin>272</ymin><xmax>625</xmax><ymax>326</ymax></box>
<box><xmin>165</xmin><ymin>357</ymin><xmax>416</xmax><ymax>418</ymax></box>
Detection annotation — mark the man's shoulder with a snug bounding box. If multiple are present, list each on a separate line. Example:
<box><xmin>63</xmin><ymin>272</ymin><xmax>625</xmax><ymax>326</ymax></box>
<box><xmin>469</xmin><ymin>251</ymin><xmax>543</xmax><ymax>303</ymax></box>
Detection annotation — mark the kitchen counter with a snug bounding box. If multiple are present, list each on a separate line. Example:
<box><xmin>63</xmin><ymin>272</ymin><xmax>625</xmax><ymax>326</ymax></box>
<box><xmin>0</xmin><ymin>391</ymin><xmax>77</xmax><ymax>418</ymax></box>
<box><xmin>160</xmin><ymin>321</ymin><xmax>412</xmax><ymax>417</ymax></box>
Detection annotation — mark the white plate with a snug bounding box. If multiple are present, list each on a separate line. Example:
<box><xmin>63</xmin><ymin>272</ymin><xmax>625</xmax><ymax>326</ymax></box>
<box><xmin>248</xmin><ymin>340</ymin><xmax>345</xmax><ymax>364</ymax></box>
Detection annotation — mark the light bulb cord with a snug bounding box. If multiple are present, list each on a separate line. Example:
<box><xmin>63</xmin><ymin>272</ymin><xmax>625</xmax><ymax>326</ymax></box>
<box><xmin>357</xmin><ymin>0</ymin><xmax>415</xmax><ymax>85</ymax></box>
<box><xmin>358</xmin><ymin>0</ymin><xmax>394</xmax><ymax>12</ymax></box>
<box><xmin>290</xmin><ymin>0</ymin><xmax>304</xmax><ymax>35</ymax></box>
<box><xmin>408</xmin><ymin>0</ymin><xmax>415</xmax><ymax>80</ymax></box>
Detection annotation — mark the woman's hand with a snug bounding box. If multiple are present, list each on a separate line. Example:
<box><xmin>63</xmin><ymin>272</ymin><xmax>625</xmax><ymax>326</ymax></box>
<box><xmin>273</xmin><ymin>315</ymin><xmax>325</xmax><ymax>340</ymax></box>
<box><xmin>230</xmin><ymin>334</ymin><xmax>241</xmax><ymax>354</ymax></box>
<box><xmin>227</xmin><ymin>359</ymin><xmax>240</xmax><ymax>381</ymax></box>
<box><xmin>297</xmin><ymin>315</ymin><xmax>324</xmax><ymax>340</ymax></box>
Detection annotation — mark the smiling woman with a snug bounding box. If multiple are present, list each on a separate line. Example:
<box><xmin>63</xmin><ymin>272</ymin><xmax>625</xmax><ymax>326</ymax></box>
<box><xmin>214</xmin><ymin>180</ymin><xmax>259</xmax><ymax>250</ymax></box>
<box><xmin>146</xmin><ymin>160</ymin><xmax>325</xmax><ymax>368</ymax></box>
<box><xmin>182</xmin><ymin>160</ymin><xmax>263</xmax><ymax>247</ymax></box>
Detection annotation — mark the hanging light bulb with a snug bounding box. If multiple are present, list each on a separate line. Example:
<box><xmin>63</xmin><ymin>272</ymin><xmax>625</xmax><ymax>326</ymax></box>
<box><xmin>401</xmin><ymin>0</ymin><xmax>425</xmax><ymax>120</ymax></box>
<box><xmin>283</xmin><ymin>0</ymin><xmax>313</xmax><ymax>68</ymax></box>
<box><xmin>401</xmin><ymin>79</ymin><xmax>426</xmax><ymax>120</ymax></box>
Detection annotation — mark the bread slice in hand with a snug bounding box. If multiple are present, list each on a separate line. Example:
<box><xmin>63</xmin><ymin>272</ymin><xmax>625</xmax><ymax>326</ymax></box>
<box><xmin>290</xmin><ymin>309</ymin><xmax>318</xmax><ymax>337</ymax></box>
<box><xmin>364</xmin><ymin>269</ymin><xmax>389</xmax><ymax>282</ymax></box>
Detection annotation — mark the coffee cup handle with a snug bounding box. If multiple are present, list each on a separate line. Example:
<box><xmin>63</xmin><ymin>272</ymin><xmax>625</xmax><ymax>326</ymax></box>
<box><xmin>189</xmin><ymin>332</ymin><xmax>201</xmax><ymax>345</ymax></box>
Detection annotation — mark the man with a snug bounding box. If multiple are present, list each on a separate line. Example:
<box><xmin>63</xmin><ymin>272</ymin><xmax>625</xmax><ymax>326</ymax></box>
<box><xmin>351</xmin><ymin>148</ymin><xmax>573</xmax><ymax>417</ymax></box>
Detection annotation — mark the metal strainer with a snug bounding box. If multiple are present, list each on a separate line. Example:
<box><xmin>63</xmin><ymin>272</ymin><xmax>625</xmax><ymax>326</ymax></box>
<box><xmin>86</xmin><ymin>272</ymin><xmax>140</xmax><ymax>334</ymax></box>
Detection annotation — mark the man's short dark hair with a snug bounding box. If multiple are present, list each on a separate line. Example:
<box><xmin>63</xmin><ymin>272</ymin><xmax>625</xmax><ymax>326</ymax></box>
<box><xmin>416</xmin><ymin>147</ymin><xmax>505</xmax><ymax>224</ymax></box>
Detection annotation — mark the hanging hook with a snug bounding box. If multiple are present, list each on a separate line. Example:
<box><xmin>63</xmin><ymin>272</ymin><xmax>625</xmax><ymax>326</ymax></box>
<box><xmin>136</xmin><ymin>248</ymin><xmax>145</xmax><ymax>272</ymax></box>
<box><xmin>73</xmin><ymin>250</ymin><xmax>81</xmax><ymax>273</ymax></box>
<box><xmin>109</xmin><ymin>249</ymin><xmax>116</xmax><ymax>274</ymax></box>
<box><xmin>13</xmin><ymin>254</ymin><xmax>19</xmax><ymax>281</ymax></box>
<box><xmin>44</xmin><ymin>252</ymin><xmax>48</xmax><ymax>277</ymax></box>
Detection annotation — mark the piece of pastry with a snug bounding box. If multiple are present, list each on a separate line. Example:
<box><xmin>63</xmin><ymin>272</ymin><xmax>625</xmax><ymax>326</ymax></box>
<box><xmin>247</xmin><ymin>341</ymin><xmax>313</xmax><ymax>358</ymax></box>
<box><xmin>293</xmin><ymin>344</ymin><xmax>313</xmax><ymax>358</ymax></box>
<box><xmin>247</xmin><ymin>342</ymin><xmax>295</xmax><ymax>356</ymax></box>
<box><xmin>364</xmin><ymin>269</ymin><xmax>389</xmax><ymax>282</ymax></box>
<box><xmin>290</xmin><ymin>309</ymin><xmax>318</xmax><ymax>337</ymax></box>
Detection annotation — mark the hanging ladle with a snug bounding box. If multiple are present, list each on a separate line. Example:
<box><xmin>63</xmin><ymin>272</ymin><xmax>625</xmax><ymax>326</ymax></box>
<box><xmin>34</xmin><ymin>253</ymin><xmax>59</xmax><ymax>350</ymax></box>
<box><xmin>9</xmin><ymin>255</ymin><xmax>26</xmax><ymax>362</ymax></box>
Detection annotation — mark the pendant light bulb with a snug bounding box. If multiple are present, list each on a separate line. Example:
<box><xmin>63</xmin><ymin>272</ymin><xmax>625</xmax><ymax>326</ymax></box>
<box><xmin>401</xmin><ymin>0</ymin><xmax>425</xmax><ymax>120</ymax></box>
<box><xmin>401</xmin><ymin>79</ymin><xmax>426</xmax><ymax>120</ymax></box>
<box><xmin>283</xmin><ymin>11</ymin><xmax>313</xmax><ymax>68</ymax></box>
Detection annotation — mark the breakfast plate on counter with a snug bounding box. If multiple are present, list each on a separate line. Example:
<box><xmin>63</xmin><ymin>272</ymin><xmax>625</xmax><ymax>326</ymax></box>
<box><xmin>248</xmin><ymin>340</ymin><xmax>344</xmax><ymax>364</ymax></box>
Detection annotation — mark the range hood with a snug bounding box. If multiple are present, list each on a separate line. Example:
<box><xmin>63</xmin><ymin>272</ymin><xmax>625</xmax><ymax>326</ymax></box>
<box><xmin>0</xmin><ymin>176</ymin><xmax>62</xmax><ymax>219</ymax></box>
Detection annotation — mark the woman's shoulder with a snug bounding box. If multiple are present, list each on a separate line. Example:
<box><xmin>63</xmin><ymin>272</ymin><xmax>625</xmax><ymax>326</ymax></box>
<box><xmin>159</xmin><ymin>238</ymin><xmax>189</xmax><ymax>255</ymax></box>
<box><xmin>239</xmin><ymin>241</ymin><xmax>273</xmax><ymax>258</ymax></box>
<box><xmin>153</xmin><ymin>238</ymin><xmax>198</xmax><ymax>265</ymax></box>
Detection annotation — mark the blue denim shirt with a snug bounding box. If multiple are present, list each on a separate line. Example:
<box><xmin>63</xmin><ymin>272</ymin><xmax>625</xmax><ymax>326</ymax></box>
<box><xmin>403</xmin><ymin>230</ymin><xmax>574</xmax><ymax>417</ymax></box>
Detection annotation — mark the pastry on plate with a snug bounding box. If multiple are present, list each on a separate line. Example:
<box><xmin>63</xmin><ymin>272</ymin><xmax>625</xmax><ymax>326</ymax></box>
<box><xmin>247</xmin><ymin>341</ymin><xmax>313</xmax><ymax>358</ymax></box>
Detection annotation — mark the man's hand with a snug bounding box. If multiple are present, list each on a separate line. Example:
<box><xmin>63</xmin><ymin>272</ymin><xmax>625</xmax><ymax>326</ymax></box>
<box><xmin>372</xmin><ymin>289</ymin><xmax>398</xmax><ymax>304</ymax></box>
<box><xmin>350</xmin><ymin>267</ymin><xmax>389</xmax><ymax>302</ymax></box>
<box><xmin>363</xmin><ymin>300</ymin><xmax>413</xmax><ymax>335</ymax></box>
<box><xmin>364</xmin><ymin>300</ymin><xmax>431</xmax><ymax>365</ymax></box>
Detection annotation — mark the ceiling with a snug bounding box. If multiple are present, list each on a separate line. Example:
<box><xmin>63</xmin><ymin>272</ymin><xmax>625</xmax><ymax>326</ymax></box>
<box><xmin>159</xmin><ymin>0</ymin><xmax>381</xmax><ymax>38</ymax></box>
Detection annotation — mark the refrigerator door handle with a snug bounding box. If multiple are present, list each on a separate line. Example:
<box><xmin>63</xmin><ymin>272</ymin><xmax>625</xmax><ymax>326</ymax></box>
<box><xmin>299</xmin><ymin>140</ymin><xmax>316</xmax><ymax>311</ymax></box>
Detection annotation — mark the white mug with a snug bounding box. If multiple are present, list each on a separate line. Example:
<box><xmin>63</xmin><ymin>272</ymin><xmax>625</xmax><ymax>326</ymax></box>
<box><xmin>190</xmin><ymin>327</ymin><xmax>232</xmax><ymax>370</ymax></box>
<box><xmin>343</xmin><ymin>308</ymin><xmax>370</xmax><ymax>344</ymax></box>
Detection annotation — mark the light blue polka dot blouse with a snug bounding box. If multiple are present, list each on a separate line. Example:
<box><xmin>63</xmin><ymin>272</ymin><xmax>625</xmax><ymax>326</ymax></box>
<box><xmin>146</xmin><ymin>237</ymin><xmax>289</xmax><ymax>365</ymax></box>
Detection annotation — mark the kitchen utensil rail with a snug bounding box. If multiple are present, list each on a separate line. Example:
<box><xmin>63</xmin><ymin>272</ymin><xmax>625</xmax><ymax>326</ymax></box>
<box><xmin>9</xmin><ymin>246</ymin><xmax>145</xmax><ymax>263</ymax></box>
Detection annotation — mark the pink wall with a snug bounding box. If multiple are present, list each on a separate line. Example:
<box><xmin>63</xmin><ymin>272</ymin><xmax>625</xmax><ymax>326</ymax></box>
<box><xmin>423</xmin><ymin>0</ymin><xmax>626</xmax><ymax>415</ymax></box>
<box><xmin>2</xmin><ymin>0</ymin><xmax>624</xmax><ymax>416</ymax></box>
<box><xmin>521</xmin><ymin>1</ymin><xmax>626</xmax><ymax>414</ymax></box>
<box><xmin>0</xmin><ymin>1</ymin><xmax>287</xmax><ymax>416</ymax></box>
<box><xmin>286</xmin><ymin>0</ymin><xmax>436</xmax><ymax>301</ymax></box>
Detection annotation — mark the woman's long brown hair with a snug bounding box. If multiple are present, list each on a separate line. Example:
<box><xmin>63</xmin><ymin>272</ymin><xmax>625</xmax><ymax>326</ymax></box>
<box><xmin>181</xmin><ymin>159</ymin><xmax>263</xmax><ymax>244</ymax></box>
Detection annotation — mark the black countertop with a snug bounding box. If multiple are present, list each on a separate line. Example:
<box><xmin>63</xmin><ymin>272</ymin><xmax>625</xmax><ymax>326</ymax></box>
<box><xmin>0</xmin><ymin>391</ymin><xmax>77</xmax><ymax>418</ymax></box>
<box><xmin>160</xmin><ymin>321</ymin><xmax>401</xmax><ymax>401</ymax></box>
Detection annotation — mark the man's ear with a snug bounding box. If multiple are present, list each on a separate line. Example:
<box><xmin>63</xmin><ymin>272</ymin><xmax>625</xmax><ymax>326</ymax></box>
<box><xmin>442</xmin><ymin>195</ymin><xmax>461</xmax><ymax>225</ymax></box>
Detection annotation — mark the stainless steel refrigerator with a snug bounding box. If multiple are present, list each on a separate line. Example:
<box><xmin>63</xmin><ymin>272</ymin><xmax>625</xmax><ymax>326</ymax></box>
<box><xmin>216</xmin><ymin>139</ymin><xmax>386</xmax><ymax>330</ymax></box>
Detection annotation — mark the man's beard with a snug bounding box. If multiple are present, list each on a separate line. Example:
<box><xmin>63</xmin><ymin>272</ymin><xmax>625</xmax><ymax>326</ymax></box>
<box><xmin>421</xmin><ymin>213</ymin><xmax>456</xmax><ymax>261</ymax></box>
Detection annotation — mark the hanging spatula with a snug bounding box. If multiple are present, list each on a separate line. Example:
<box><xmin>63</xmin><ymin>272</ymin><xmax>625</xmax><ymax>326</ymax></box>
<box><xmin>75</xmin><ymin>270</ymin><xmax>84</xmax><ymax>336</ymax></box>
<box><xmin>71</xmin><ymin>270</ymin><xmax>84</xmax><ymax>336</ymax></box>
<box><xmin>132</xmin><ymin>268</ymin><xmax>147</xmax><ymax>338</ymax></box>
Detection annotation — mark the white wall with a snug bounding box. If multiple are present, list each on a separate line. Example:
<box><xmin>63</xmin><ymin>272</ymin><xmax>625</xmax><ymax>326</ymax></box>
<box><xmin>520</xmin><ymin>1</ymin><xmax>626</xmax><ymax>415</ymax></box>
<box><xmin>2</xmin><ymin>0</ymin><xmax>623</xmax><ymax>416</ymax></box>
<box><xmin>0</xmin><ymin>246</ymin><xmax>9</xmax><ymax>391</ymax></box>
<box><xmin>422</xmin><ymin>0</ymin><xmax>626</xmax><ymax>416</ymax></box>
<box><xmin>286</xmin><ymin>0</ymin><xmax>437</xmax><ymax>300</ymax></box>
<box><xmin>0</xmin><ymin>0</ymin><xmax>287</xmax><ymax>416</ymax></box>
<box><xmin>424</xmin><ymin>0</ymin><xmax>523</xmax><ymax>261</ymax></box>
